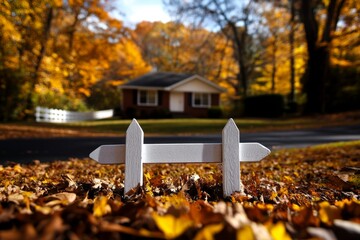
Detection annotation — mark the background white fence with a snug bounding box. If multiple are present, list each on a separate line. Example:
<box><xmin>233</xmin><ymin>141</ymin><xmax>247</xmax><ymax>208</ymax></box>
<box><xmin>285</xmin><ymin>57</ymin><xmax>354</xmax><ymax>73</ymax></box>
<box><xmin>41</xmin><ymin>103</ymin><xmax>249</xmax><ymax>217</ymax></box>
<box><xmin>35</xmin><ymin>106</ymin><xmax>114</xmax><ymax>123</ymax></box>
<box><xmin>90</xmin><ymin>119</ymin><xmax>271</xmax><ymax>197</ymax></box>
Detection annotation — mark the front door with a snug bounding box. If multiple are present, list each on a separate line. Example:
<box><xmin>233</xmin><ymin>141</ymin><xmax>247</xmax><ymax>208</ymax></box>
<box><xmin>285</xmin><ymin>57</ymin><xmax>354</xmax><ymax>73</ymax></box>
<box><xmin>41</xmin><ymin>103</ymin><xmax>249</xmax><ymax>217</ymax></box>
<box><xmin>170</xmin><ymin>92</ymin><xmax>184</xmax><ymax>112</ymax></box>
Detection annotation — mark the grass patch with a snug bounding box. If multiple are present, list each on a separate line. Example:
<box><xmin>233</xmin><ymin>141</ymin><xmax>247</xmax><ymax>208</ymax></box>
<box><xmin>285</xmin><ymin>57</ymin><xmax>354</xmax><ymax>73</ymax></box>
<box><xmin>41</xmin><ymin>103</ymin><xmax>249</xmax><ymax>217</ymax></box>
<box><xmin>49</xmin><ymin>115</ymin><xmax>360</xmax><ymax>134</ymax></box>
<box><xmin>1</xmin><ymin>111</ymin><xmax>359</xmax><ymax>138</ymax></box>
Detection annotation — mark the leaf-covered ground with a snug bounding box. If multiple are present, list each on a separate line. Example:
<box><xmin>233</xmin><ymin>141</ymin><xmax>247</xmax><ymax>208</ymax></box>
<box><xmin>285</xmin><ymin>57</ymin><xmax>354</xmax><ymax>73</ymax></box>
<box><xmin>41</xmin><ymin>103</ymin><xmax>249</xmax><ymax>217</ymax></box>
<box><xmin>1</xmin><ymin>141</ymin><xmax>360</xmax><ymax>239</ymax></box>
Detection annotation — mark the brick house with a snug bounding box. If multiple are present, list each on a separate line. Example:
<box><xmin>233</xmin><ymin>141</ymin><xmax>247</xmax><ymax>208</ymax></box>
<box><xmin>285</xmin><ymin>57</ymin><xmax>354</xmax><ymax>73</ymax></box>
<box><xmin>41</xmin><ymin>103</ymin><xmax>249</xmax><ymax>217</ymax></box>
<box><xmin>120</xmin><ymin>72</ymin><xmax>225</xmax><ymax>118</ymax></box>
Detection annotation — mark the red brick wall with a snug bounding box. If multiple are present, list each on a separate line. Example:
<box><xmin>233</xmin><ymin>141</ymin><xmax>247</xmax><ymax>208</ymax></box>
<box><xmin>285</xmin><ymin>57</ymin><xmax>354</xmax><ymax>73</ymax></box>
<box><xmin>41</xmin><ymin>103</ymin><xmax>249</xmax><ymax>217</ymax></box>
<box><xmin>122</xmin><ymin>89</ymin><xmax>170</xmax><ymax>118</ymax></box>
<box><xmin>183</xmin><ymin>92</ymin><xmax>220</xmax><ymax>118</ymax></box>
<box><xmin>122</xmin><ymin>89</ymin><xmax>220</xmax><ymax>118</ymax></box>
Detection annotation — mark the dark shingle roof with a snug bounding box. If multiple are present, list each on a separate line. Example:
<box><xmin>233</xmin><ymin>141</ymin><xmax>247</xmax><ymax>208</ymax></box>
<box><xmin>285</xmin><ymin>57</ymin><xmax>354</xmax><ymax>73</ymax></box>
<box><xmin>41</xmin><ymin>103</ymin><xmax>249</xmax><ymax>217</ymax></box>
<box><xmin>122</xmin><ymin>72</ymin><xmax>193</xmax><ymax>88</ymax></box>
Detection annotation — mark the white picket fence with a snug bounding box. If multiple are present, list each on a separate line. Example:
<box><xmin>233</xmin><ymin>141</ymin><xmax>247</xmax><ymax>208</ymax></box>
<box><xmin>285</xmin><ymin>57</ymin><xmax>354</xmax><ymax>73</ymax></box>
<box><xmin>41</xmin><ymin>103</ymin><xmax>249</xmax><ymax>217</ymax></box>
<box><xmin>35</xmin><ymin>106</ymin><xmax>114</xmax><ymax>123</ymax></box>
<box><xmin>90</xmin><ymin>119</ymin><xmax>271</xmax><ymax>197</ymax></box>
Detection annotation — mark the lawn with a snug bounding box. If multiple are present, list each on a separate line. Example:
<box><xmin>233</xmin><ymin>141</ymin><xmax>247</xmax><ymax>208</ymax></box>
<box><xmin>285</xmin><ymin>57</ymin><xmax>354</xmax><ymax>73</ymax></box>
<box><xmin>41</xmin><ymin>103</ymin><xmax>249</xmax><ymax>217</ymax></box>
<box><xmin>1</xmin><ymin>111</ymin><xmax>359</xmax><ymax>138</ymax></box>
<box><xmin>1</xmin><ymin>141</ymin><xmax>359</xmax><ymax>239</ymax></box>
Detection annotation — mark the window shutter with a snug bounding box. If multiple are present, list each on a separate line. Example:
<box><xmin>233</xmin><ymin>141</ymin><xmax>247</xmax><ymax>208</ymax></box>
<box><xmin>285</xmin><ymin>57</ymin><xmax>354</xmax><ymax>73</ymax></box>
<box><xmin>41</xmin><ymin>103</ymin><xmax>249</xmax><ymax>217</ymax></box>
<box><xmin>188</xmin><ymin>93</ymin><xmax>192</xmax><ymax>107</ymax></box>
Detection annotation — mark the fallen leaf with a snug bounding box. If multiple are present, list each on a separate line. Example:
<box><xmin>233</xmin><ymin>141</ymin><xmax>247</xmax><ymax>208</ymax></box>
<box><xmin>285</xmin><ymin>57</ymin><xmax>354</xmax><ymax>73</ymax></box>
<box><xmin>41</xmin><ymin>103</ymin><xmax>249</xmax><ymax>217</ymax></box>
<box><xmin>194</xmin><ymin>223</ymin><xmax>223</xmax><ymax>240</ymax></box>
<box><xmin>237</xmin><ymin>225</ymin><xmax>255</xmax><ymax>240</ymax></box>
<box><xmin>268</xmin><ymin>222</ymin><xmax>291</xmax><ymax>240</ymax></box>
<box><xmin>152</xmin><ymin>212</ymin><xmax>193</xmax><ymax>239</ymax></box>
<box><xmin>93</xmin><ymin>196</ymin><xmax>111</xmax><ymax>217</ymax></box>
<box><xmin>319</xmin><ymin>202</ymin><xmax>341</xmax><ymax>226</ymax></box>
<box><xmin>45</xmin><ymin>192</ymin><xmax>77</xmax><ymax>207</ymax></box>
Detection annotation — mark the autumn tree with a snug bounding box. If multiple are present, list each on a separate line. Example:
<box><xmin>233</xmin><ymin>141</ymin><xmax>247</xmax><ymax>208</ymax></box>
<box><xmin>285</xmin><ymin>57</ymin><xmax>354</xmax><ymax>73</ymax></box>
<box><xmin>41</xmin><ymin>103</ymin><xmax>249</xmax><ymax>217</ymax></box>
<box><xmin>133</xmin><ymin>21</ymin><xmax>239</xmax><ymax>104</ymax></box>
<box><xmin>166</xmin><ymin>0</ymin><xmax>262</xmax><ymax>103</ymax></box>
<box><xmin>251</xmin><ymin>0</ymin><xmax>306</xmax><ymax>101</ymax></box>
<box><xmin>299</xmin><ymin>0</ymin><xmax>347</xmax><ymax>113</ymax></box>
<box><xmin>0</xmin><ymin>0</ymin><xmax>150</xmax><ymax>120</ymax></box>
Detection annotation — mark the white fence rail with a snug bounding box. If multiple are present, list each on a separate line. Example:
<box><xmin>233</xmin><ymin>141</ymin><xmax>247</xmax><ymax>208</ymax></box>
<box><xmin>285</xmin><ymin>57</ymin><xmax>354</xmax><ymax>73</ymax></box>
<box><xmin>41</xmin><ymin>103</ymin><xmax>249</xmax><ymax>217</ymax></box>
<box><xmin>90</xmin><ymin>119</ymin><xmax>271</xmax><ymax>197</ymax></box>
<box><xmin>35</xmin><ymin>106</ymin><xmax>114</xmax><ymax>123</ymax></box>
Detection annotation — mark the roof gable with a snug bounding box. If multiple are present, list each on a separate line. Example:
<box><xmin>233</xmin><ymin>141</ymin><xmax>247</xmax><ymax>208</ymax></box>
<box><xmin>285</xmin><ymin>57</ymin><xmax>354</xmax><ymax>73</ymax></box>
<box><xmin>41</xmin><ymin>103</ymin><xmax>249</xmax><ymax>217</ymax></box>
<box><xmin>121</xmin><ymin>72</ymin><xmax>225</xmax><ymax>93</ymax></box>
<box><xmin>121</xmin><ymin>72</ymin><xmax>193</xmax><ymax>88</ymax></box>
<box><xmin>166</xmin><ymin>75</ymin><xmax>225</xmax><ymax>93</ymax></box>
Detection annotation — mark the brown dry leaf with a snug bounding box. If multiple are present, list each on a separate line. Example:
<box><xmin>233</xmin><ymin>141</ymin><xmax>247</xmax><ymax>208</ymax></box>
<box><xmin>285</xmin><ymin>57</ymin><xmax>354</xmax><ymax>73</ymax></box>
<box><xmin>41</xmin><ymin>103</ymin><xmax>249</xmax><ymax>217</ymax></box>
<box><xmin>39</xmin><ymin>213</ymin><xmax>65</xmax><ymax>240</ymax></box>
<box><xmin>45</xmin><ymin>192</ymin><xmax>77</xmax><ymax>207</ymax></box>
<box><xmin>189</xmin><ymin>200</ymin><xmax>223</xmax><ymax>225</ymax></box>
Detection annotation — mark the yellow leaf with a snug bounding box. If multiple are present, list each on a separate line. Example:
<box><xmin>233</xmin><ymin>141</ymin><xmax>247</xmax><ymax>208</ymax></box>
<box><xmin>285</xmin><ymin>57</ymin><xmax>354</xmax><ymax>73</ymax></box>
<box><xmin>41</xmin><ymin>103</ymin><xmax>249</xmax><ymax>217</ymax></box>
<box><xmin>319</xmin><ymin>201</ymin><xmax>341</xmax><ymax>225</ymax></box>
<box><xmin>13</xmin><ymin>164</ymin><xmax>23</xmax><ymax>173</ymax></box>
<box><xmin>237</xmin><ymin>225</ymin><xmax>255</xmax><ymax>240</ymax></box>
<box><xmin>152</xmin><ymin>213</ymin><xmax>193</xmax><ymax>239</ymax></box>
<box><xmin>283</xmin><ymin>176</ymin><xmax>293</xmax><ymax>182</ymax></box>
<box><xmin>291</xmin><ymin>203</ymin><xmax>301</xmax><ymax>211</ymax></box>
<box><xmin>269</xmin><ymin>222</ymin><xmax>291</xmax><ymax>240</ymax></box>
<box><xmin>34</xmin><ymin>204</ymin><xmax>53</xmax><ymax>215</ymax></box>
<box><xmin>144</xmin><ymin>172</ymin><xmax>151</xmax><ymax>181</ymax></box>
<box><xmin>93</xmin><ymin>196</ymin><xmax>111</xmax><ymax>217</ymax></box>
<box><xmin>194</xmin><ymin>223</ymin><xmax>223</xmax><ymax>240</ymax></box>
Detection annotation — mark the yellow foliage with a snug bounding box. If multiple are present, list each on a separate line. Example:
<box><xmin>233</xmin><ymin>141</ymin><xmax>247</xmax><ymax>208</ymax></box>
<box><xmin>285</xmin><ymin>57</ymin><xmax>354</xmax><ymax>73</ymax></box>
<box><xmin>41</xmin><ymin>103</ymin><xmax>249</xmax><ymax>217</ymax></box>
<box><xmin>13</xmin><ymin>164</ymin><xmax>23</xmax><ymax>173</ymax></box>
<box><xmin>194</xmin><ymin>223</ymin><xmax>224</xmax><ymax>240</ymax></box>
<box><xmin>319</xmin><ymin>201</ymin><xmax>341</xmax><ymax>225</ymax></box>
<box><xmin>93</xmin><ymin>196</ymin><xmax>111</xmax><ymax>217</ymax></box>
<box><xmin>152</xmin><ymin>213</ymin><xmax>193</xmax><ymax>239</ymax></box>
<box><xmin>268</xmin><ymin>222</ymin><xmax>291</xmax><ymax>240</ymax></box>
<box><xmin>237</xmin><ymin>225</ymin><xmax>255</xmax><ymax>240</ymax></box>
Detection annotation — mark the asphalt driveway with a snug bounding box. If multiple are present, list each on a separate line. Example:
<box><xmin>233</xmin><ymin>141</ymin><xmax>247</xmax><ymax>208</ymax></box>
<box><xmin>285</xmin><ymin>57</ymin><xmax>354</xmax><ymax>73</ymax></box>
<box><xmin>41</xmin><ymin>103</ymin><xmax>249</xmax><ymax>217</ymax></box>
<box><xmin>1</xmin><ymin>125</ymin><xmax>359</xmax><ymax>164</ymax></box>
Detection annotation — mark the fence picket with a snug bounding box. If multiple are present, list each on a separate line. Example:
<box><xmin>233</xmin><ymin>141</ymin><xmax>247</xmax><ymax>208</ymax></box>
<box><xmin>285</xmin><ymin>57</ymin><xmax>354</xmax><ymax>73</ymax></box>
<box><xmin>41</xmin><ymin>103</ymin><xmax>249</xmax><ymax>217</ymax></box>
<box><xmin>125</xmin><ymin>119</ymin><xmax>144</xmax><ymax>194</ymax></box>
<box><xmin>222</xmin><ymin>118</ymin><xmax>242</xmax><ymax>196</ymax></box>
<box><xmin>89</xmin><ymin>118</ymin><xmax>270</xmax><ymax>197</ymax></box>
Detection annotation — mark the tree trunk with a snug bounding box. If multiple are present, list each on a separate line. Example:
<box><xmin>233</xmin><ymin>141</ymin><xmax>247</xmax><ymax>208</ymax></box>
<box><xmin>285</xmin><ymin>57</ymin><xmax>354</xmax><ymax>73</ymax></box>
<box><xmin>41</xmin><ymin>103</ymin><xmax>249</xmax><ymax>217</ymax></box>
<box><xmin>304</xmin><ymin>46</ymin><xmax>330</xmax><ymax>114</ymax></box>
<box><xmin>24</xmin><ymin>7</ymin><xmax>53</xmax><ymax>119</ymax></box>
<box><xmin>300</xmin><ymin>0</ymin><xmax>345</xmax><ymax>114</ymax></box>
<box><xmin>289</xmin><ymin>0</ymin><xmax>296</xmax><ymax>102</ymax></box>
<box><xmin>271</xmin><ymin>34</ymin><xmax>278</xmax><ymax>94</ymax></box>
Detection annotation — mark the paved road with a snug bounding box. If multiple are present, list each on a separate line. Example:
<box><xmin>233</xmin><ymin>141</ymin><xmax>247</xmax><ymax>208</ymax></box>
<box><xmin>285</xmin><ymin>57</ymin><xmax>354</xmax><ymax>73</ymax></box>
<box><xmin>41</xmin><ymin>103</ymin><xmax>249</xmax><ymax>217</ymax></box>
<box><xmin>1</xmin><ymin>125</ymin><xmax>359</xmax><ymax>164</ymax></box>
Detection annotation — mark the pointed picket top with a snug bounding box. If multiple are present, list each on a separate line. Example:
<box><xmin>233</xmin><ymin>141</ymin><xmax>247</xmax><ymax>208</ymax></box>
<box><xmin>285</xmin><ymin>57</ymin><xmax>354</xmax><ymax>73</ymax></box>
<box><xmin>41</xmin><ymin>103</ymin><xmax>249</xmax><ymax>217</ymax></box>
<box><xmin>223</xmin><ymin>118</ymin><xmax>239</xmax><ymax>134</ymax></box>
<box><xmin>89</xmin><ymin>146</ymin><xmax>101</xmax><ymax>162</ymax></box>
<box><xmin>222</xmin><ymin>118</ymin><xmax>242</xmax><ymax>196</ymax></box>
<box><xmin>89</xmin><ymin>145</ymin><xmax>125</xmax><ymax>164</ymax></box>
<box><xmin>127</xmin><ymin>118</ymin><xmax>143</xmax><ymax>135</ymax></box>
<box><xmin>240</xmin><ymin>143</ymin><xmax>271</xmax><ymax>162</ymax></box>
<box><xmin>125</xmin><ymin>119</ymin><xmax>144</xmax><ymax>194</ymax></box>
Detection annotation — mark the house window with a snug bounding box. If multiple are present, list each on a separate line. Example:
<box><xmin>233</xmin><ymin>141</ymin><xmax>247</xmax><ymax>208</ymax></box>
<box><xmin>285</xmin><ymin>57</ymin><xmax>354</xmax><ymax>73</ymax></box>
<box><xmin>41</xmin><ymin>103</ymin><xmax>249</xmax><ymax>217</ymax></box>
<box><xmin>192</xmin><ymin>93</ymin><xmax>211</xmax><ymax>108</ymax></box>
<box><xmin>138</xmin><ymin>90</ymin><xmax>158</xmax><ymax>106</ymax></box>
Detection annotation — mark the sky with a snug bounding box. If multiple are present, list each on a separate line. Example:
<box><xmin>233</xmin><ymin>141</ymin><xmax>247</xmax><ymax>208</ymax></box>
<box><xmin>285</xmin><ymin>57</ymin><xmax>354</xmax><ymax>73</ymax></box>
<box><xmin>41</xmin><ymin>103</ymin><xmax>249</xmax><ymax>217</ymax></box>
<box><xmin>114</xmin><ymin>0</ymin><xmax>172</xmax><ymax>25</ymax></box>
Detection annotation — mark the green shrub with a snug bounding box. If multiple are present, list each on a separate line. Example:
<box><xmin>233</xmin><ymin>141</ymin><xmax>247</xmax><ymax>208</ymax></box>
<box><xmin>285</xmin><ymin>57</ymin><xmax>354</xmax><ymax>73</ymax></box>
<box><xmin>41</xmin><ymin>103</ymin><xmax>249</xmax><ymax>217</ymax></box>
<box><xmin>208</xmin><ymin>107</ymin><xmax>223</xmax><ymax>118</ymax></box>
<box><xmin>244</xmin><ymin>94</ymin><xmax>284</xmax><ymax>118</ymax></box>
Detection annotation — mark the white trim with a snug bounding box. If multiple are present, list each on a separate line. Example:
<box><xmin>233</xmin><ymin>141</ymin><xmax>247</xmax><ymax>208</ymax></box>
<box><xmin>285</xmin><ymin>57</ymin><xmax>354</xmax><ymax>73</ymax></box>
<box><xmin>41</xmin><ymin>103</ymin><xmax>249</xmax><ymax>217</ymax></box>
<box><xmin>137</xmin><ymin>90</ymin><xmax>158</xmax><ymax>106</ymax></box>
<box><xmin>192</xmin><ymin>92</ymin><xmax>211</xmax><ymax>108</ymax></box>
<box><xmin>165</xmin><ymin>75</ymin><xmax>225</xmax><ymax>93</ymax></box>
